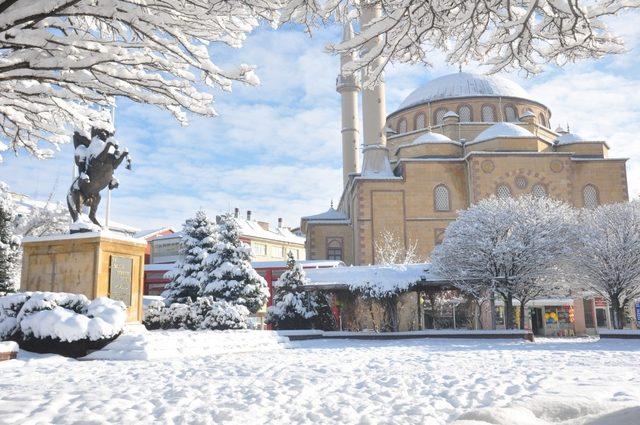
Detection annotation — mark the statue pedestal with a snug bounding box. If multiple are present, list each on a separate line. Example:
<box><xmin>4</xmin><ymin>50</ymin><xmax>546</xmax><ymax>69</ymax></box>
<box><xmin>20</xmin><ymin>232</ymin><xmax>146</xmax><ymax>323</ymax></box>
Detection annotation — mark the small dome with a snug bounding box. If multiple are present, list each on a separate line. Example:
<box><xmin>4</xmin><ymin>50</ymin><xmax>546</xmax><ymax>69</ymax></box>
<box><xmin>443</xmin><ymin>110</ymin><xmax>459</xmax><ymax>118</ymax></box>
<box><xmin>397</xmin><ymin>72</ymin><xmax>532</xmax><ymax>111</ymax></box>
<box><xmin>556</xmin><ymin>132</ymin><xmax>588</xmax><ymax>145</ymax></box>
<box><xmin>413</xmin><ymin>131</ymin><xmax>455</xmax><ymax>144</ymax></box>
<box><xmin>473</xmin><ymin>122</ymin><xmax>534</xmax><ymax>143</ymax></box>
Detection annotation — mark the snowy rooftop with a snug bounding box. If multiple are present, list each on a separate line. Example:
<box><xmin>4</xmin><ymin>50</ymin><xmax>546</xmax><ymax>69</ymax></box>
<box><xmin>304</xmin><ymin>263</ymin><xmax>446</xmax><ymax>292</ymax></box>
<box><xmin>472</xmin><ymin>122</ymin><xmax>535</xmax><ymax>144</ymax></box>
<box><xmin>301</xmin><ymin>207</ymin><xmax>349</xmax><ymax>222</ymax></box>
<box><xmin>397</xmin><ymin>72</ymin><xmax>532</xmax><ymax>111</ymax></box>
<box><xmin>135</xmin><ymin>227</ymin><xmax>174</xmax><ymax>239</ymax></box>
<box><xmin>152</xmin><ymin>218</ymin><xmax>305</xmax><ymax>245</ymax></box>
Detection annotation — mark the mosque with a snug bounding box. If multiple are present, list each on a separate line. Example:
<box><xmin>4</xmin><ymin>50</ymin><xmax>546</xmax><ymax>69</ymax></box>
<box><xmin>301</xmin><ymin>15</ymin><xmax>629</xmax><ymax>266</ymax></box>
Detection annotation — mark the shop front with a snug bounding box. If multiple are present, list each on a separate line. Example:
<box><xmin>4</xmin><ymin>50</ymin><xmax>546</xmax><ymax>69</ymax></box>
<box><xmin>494</xmin><ymin>298</ymin><xmax>576</xmax><ymax>336</ymax></box>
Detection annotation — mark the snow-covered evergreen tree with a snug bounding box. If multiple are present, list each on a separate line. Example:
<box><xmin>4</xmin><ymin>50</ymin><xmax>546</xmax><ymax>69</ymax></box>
<box><xmin>201</xmin><ymin>213</ymin><xmax>269</xmax><ymax>313</ymax></box>
<box><xmin>0</xmin><ymin>184</ymin><xmax>20</xmax><ymax>294</ymax></box>
<box><xmin>163</xmin><ymin>210</ymin><xmax>218</xmax><ymax>304</ymax></box>
<box><xmin>266</xmin><ymin>252</ymin><xmax>317</xmax><ymax>329</ymax></box>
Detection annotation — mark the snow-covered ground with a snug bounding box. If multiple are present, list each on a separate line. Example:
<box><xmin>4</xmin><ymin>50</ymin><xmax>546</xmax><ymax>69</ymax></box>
<box><xmin>1</xmin><ymin>335</ymin><xmax>639</xmax><ymax>424</ymax></box>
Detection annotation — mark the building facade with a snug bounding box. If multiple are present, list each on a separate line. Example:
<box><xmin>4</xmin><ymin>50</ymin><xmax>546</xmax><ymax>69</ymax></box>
<box><xmin>143</xmin><ymin>210</ymin><xmax>306</xmax><ymax>295</ymax></box>
<box><xmin>302</xmin><ymin>71</ymin><xmax>628</xmax><ymax>266</ymax></box>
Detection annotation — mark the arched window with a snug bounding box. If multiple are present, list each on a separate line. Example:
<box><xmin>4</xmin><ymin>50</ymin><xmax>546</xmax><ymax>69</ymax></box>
<box><xmin>532</xmin><ymin>184</ymin><xmax>547</xmax><ymax>197</ymax></box>
<box><xmin>504</xmin><ymin>105</ymin><xmax>518</xmax><ymax>122</ymax></box>
<box><xmin>458</xmin><ymin>105</ymin><xmax>472</xmax><ymax>122</ymax></box>
<box><xmin>539</xmin><ymin>113</ymin><xmax>547</xmax><ymax>127</ymax></box>
<box><xmin>327</xmin><ymin>239</ymin><xmax>343</xmax><ymax>261</ymax></box>
<box><xmin>481</xmin><ymin>105</ymin><xmax>495</xmax><ymax>122</ymax></box>
<box><xmin>583</xmin><ymin>184</ymin><xmax>599</xmax><ymax>208</ymax></box>
<box><xmin>434</xmin><ymin>108</ymin><xmax>447</xmax><ymax>126</ymax></box>
<box><xmin>496</xmin><ymin>184</ymin><xmax>512</xmax><ymax>198</ymax></box>
<box><xmin>434</xmin><ymin>185</ymin><xmax>451</xmax><ymax>211</ymax></box>
<box><xmin>415</xmin><ymin>113</ymin><xmax>426</xmax><ymax>130</ymax></box>
<box><xmin>398</xmin><ymin>119</ymin><xmax>407</xmax><ymax>134</ymax></box>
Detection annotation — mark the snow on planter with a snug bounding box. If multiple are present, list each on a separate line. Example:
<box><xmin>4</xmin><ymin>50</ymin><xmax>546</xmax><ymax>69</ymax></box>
<box><xmin>0</xmin><ymin>291</ymin><xmax>126</xmax><ymax>357</ymax></box>
<box><xmin>0</xmin><ymin>340</ymin><xmax>18</xmax><ymax>361</ymax></box>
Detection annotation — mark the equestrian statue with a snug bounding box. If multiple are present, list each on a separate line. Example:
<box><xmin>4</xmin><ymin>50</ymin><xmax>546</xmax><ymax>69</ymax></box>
<box><xmin>67</xmin><ymin>127</ymin><xmax>131</xmax><ymax>233</ymax></box>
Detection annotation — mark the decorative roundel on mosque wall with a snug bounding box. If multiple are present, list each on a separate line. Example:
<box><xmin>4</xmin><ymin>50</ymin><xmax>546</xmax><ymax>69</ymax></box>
<box><xmin>481</xmin><ymin>160</ymin><xmax>495</xmax><ymax>174</ymax></box>
<box><xmin>550</xmin><ymin>160</ymin><xmax>564</xmax><ymax>173</ymax></box>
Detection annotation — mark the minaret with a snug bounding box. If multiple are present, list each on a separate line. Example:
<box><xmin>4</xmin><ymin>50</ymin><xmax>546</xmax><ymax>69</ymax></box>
<box><xmin>337</xmin><ymin>22</ymin><xmax>361</xmax><ymax>187</ymax></box>
<box><xmin>360</xmin><ymin>3</ymin><xmax>393</xmax><ymax>177</ymax></box>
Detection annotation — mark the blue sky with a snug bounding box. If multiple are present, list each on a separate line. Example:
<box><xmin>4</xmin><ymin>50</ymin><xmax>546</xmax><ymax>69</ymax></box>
<box><xmin>2</xmin><ymin>12</ymin><xmax>640</xmax><ymax>232</ymax></box>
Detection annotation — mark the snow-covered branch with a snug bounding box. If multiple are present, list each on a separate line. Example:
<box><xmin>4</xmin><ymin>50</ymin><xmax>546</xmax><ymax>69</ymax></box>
<box><xmin>306</xmin><ymin>0</ymin><xmax>640</xmax><ymax>86</ymax></box>
<box><xmin>0</xmin><ymin>0</ymin><xmax>280</xmax><ymax>159</ymax></box>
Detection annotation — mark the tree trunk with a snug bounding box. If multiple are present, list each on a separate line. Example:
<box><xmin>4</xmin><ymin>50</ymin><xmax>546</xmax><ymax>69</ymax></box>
<box><xmin>610</xmin><ymin>297</ymin><xmax>625</xmax><ymax>329</ymax></box>
<box><xmin>489</xmin><ymin>293</ymin><xmax>496</xmax><ymax>330</ymax></box>
<box><xmin>519</xmin><ymin>302</ymin><xmax>526</xmax><ymax>330</ymax></box>
<box><xmin>504</xmin><ymin>294</ymin><xmax>515</xmax><ymax>330</ymax></box>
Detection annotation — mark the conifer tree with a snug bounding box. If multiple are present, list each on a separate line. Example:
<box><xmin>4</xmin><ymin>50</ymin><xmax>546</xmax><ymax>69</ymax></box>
<box><xmin>163</xmin><ymin>210</ymin><xmax>217</xmax><ymax>304</ymax></box>
<box><xmin>0</xmin><ymin>184</ymin><xmax>20</xmax><ymax>294</ymax></box>
<box><xmin>201</xmin><ymin>213</ymin><xmax>269</xmax><ymax>313</ymax></box>
<box><xmin>266</xmin><ymin>252</ymin><xmax>317</xmax><ymax>329</ymax></box>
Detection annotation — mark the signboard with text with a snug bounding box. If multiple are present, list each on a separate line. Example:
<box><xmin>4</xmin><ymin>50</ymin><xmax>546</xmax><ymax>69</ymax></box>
<box><xmin>109</xmin><ymin>256</ymin><xmax>133</xmax><ymax>307</ymax></box>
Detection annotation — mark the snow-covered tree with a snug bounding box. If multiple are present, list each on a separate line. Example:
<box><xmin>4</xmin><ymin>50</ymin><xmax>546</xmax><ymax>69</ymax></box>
<box><xmin>163</xmin><ymin>210</ymin><xmax>217</xmax><ymax>305</ymax></box>
<box><xmin>374</xmin><ymin>229</ymin><xmax>420</xmax><ymax>265</ymax></box>
<box><xmin>0</xmin><ymin>184</ymin><xmax>20</xmax><ymax>294</ymax></box>
<box><xmin>266</xmin><ymin>252</ymin><xmax>317</xmax><ymax>329</ymax></box>
<box><xmin>302</xmin><ymin>1</ymin><xmax>640</xmax><ymax>85</ymax></box>
<box><xmin>431</xmin><ymin>195</ymin><xmax>575</xmax><ymax>329</ymax></box>
<box><xmin>571</xmin><ymin>201</ymin><xmax>640</xmax><ymax>329</ymax></box>
<box><xmin>0</xmin><ymin>0</ymin><xmax>278</xmax><ymax>160</ymax></box>
<box><xmin>201</xmin><ymin>214</ymin><xmax>269</xmax><ymax>313</ymax></box>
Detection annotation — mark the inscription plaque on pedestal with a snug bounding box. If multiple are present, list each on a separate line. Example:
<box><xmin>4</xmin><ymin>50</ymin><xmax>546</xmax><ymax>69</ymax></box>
<box><xmin>109</xmin><ymin>256</ymin><xmax>133</xmax><ymax>306</ymax></box>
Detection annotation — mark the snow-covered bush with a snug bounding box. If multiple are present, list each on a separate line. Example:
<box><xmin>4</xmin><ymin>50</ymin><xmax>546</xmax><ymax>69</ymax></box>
<box><xmin>0</xmin><ymin>292</ymin><xmax>126</xmax><ymax>354</ymax></box>
<box><xmin>201</xmin><ymin>214</ymin><xmax>269</xmax><ymax>313</ymax></box>
<box><xmin>143</xmin><ymin>297</ymin><xmax>248</xmax><ymax>331</ymax></box>
<box><xmin>0</xmin><ymin>183</ymin><xmax>20</xmax><ymax>294</ymax></box>
<box><xmin>163</xmin><ymin>210</ymin><xmax>218</xmax><ymax>304</ymax></box>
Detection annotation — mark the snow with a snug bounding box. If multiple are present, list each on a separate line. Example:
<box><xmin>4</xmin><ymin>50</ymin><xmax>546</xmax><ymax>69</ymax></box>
<box><xmin>22</xmin><ymin>230</ymin><xmax>146</xmax><ymax>245</ymax></box>
<box><xmin>397</xmin><ymin>72</ymin><xmax>531</xmax><ymax>110</ymax></box>
<box><xmin>1</xmin><ymin>336</ymin><xmax>640</xmax><ymax>424</ymax></box>
<box><xmin>471</xmin><ymin>122</ymin><xmax>535</xmax><ymax>144</ymax></box>
<box><xmin>555</xmin><ymin>132</ymin><xmax>598</xmax><ymax>145</ymax></box>
<box><xmin>304</xmin><ymin>263</ymin><xmax>440</xmax><ymax>293</ymax></box>
<box><xmin>83</xmin><ymin>327</ymin><xmax>291</xmax><ymax>360</ymax></box>
<box><xmin>0</xmin><ymin>340</ymin><xmax>18</xmax><ymax>353</ymax></box>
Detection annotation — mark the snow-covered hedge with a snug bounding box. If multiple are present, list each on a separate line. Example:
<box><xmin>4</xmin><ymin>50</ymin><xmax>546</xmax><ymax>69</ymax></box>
<box><xmin>143</xmin><ymin>297</ymin><xmax>249</xmax><ymax>331</ymax></box>
<box><xmin>0</xmin><ymin>292</ymin><xmax>126</xmax><ymax>343</ymax></box>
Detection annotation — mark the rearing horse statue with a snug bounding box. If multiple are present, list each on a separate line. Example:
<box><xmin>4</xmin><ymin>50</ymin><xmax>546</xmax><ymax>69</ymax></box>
<box><xmin>67</xmin><ymin>128</ymin><xmax>131</xmax><ymax>233</ymax></box>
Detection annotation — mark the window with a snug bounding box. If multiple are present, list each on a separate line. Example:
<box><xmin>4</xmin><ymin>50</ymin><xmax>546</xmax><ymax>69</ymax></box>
<box><xmin>327</xmin><ymin>239</ymin><xmax>343</xmax><ymax>261</ymax></box>
<box><xmin>515</xmin><ymin>176</ymin><xmax>528</xmax><ymax>189</ymax></box>
<box><xmin>270</xmin><ymin>246</ymin><xmax>284</xmax><ymax>258</ymax></box>
<box><xmin>252</xmin><ymin>242</ymin><xmax>266</xmax><ymax>256</ymax></box>
<box><xmin>583</xmin><ymin>184</ymin><xmax>599</xmax><ymax>208</ymax></box>
<box><xmin>434</xmin><ymin>108</ymin><xmax>447</xmax><ymax>125</ymax></box>
<box><xmin>496</xmin><ymin>184</ymin><xmax>512</xmax><ymax>198</ymax></box>
<box><xmin>415</xmin><ymin>113</ymin><xmax>426</xmax><ymax>130</ymax></box>
<box><xmin>434</xmin><ymin>185</ymin><xmax>451</xmax><ymax>211</ymax></box>
<box><xmin>539</xmin><ymin>113</ymin><xmax>547</xmax><ymax>127</ymax></box>
<box><xmin>504</xmin><ymin>105</ymin><xmax>517</xmax><ymax>122</ymax></box>
<box><xmin>481</xmin><ymin>105</ymin><xmax>495</xmax><ymax>122</ymax></box>
<box><xmin>532</xmin><ymin>184</ymin><xmax>547</xmax><ymax>197</ymax></box>
<box><xmin>398</xmin><ymin>119</ymin><xmax>407</xmax><ymax>133</ymax></box>
<box><xmin>458</xmin><ymin>105</ymin><xmax>472</xmax><ymax>122</ymax></box>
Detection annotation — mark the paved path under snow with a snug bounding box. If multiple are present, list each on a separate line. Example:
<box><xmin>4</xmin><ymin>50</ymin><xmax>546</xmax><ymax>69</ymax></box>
<box><xmin>1</xmin><ymin>337</ymin><xmax>639</xmax><ymax>424</ymax></box>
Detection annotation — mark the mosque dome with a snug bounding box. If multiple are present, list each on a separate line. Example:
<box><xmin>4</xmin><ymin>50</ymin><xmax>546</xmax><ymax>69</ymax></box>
<box><xmin>397</xmin><ymin>72</ymin><xmax>532</xmax><ymax>111</ymax></box>
<box><xmin>473</xmin><ymin>122</ymin><xmax>534</xmax><ymax>144</ymax></box>
<box><xmin>556</xmin><ymin>132</ymin><xmax>588</xmax><ymax>145</ymax></box>
<box><xmin>412</xmin><ymin>131</ymin><xmax>457</xmax><ymax>144</ymax></box>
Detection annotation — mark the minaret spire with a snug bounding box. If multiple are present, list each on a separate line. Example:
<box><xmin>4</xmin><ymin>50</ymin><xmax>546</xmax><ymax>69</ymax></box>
<box><xmin>337</xmin><ymin>20</ymin><xmax>361</xmax><ymax>187</ymax></box>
